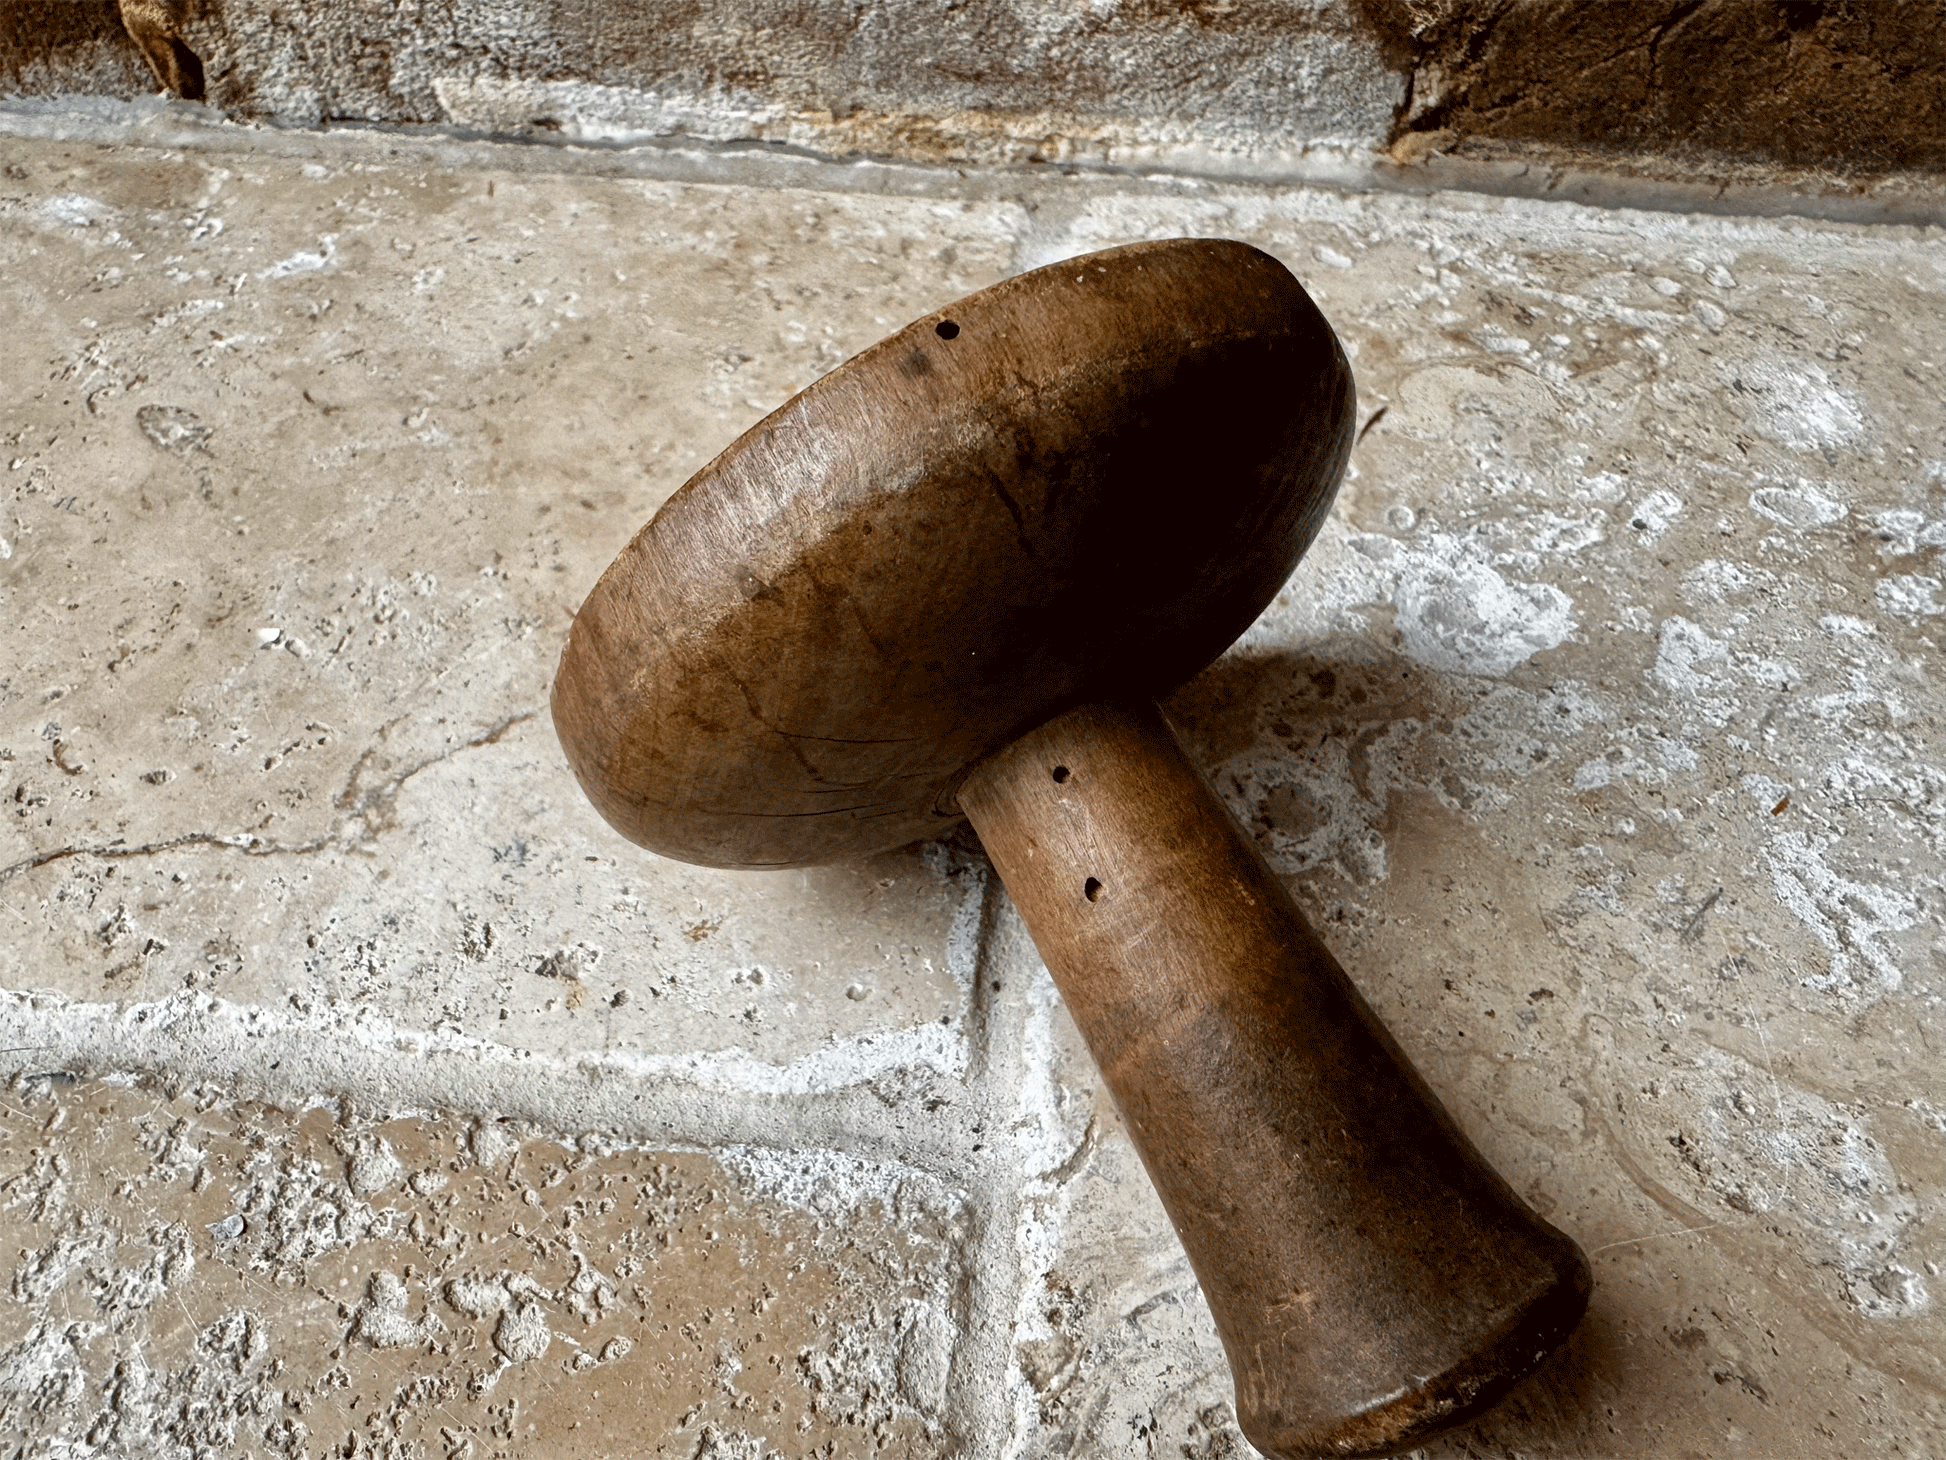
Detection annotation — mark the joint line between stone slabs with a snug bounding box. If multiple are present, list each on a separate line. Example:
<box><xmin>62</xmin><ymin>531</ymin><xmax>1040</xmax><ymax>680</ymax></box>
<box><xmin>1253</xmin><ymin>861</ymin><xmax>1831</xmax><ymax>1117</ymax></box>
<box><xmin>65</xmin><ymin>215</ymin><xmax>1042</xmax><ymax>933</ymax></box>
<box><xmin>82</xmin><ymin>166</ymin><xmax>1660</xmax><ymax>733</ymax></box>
<box><xmin>938</xmin><ymin>862</ymin><xmax>1030</xmax><ymax>1458</ymax></box>
<box><xmin>3</xmin><ymin>98</ymin><xmax>1940</xmax><ymax>228</ymax></box>
<box><xmin>0</xmin><ymin>989</ymin><xmax>979</xmax><ymax>1179</ymax></box>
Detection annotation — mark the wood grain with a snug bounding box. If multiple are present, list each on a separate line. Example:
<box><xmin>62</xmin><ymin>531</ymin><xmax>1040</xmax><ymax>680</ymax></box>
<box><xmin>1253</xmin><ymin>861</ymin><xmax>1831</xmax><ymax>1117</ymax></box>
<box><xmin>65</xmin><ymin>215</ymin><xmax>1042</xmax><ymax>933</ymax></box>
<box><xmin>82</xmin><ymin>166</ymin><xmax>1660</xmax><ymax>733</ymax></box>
<box><xmin>959</xmin><ymin>700</ymin><xmax>1590</xmax><ymax>1458</ymax></box>
<box><xmin>551</xmin><ymin>238</ymin><xmax>1353</xmax><ymax>867</ymax></box>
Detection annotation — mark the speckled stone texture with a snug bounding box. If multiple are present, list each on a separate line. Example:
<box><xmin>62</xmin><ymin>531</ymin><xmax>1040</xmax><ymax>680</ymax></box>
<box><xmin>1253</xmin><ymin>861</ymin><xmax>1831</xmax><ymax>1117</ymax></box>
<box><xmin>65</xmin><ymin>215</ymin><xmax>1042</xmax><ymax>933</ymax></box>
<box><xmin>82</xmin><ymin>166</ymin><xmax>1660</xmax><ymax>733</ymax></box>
<box><xmin>1</xmin><ymin>1078</ymin><xmax>964</xmax><ymax>1456</ymax></box>
<box><xmin>2</xmin><ymin>111</ymin><xmax>1945</xmax><ymax>1457</ymax></box>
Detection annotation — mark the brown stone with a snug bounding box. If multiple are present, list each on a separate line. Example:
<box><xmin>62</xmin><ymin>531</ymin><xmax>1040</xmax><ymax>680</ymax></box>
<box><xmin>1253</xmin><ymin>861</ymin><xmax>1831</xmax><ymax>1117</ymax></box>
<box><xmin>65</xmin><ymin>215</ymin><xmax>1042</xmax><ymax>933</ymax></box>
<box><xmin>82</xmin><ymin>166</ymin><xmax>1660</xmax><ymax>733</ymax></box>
<box><xmin>0</xmin><ymin>1</ymin><xmax>155</xmax><ymax>98</ymax></box>
<box><xmin>1368</xmin><ymin>0</ymin><xmax>1946</xmax><ymax>177</ymax></box>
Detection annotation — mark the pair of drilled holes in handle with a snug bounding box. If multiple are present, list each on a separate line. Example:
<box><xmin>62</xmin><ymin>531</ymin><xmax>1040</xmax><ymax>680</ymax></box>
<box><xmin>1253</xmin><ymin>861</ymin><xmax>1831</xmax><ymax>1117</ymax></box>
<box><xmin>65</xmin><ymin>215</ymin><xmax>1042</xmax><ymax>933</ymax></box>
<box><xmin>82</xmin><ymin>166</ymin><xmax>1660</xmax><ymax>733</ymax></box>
<box><xmin>1050</xmin><ymin>765</ymin><xmax>1104</xmax><ymax>903</ymax></box>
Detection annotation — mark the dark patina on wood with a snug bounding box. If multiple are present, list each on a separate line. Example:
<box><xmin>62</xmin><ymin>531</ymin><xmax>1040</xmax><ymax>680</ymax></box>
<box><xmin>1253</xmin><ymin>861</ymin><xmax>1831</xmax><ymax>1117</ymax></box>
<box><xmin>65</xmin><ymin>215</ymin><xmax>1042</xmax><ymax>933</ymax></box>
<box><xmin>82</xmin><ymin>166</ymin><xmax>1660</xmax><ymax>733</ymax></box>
<box><xmin>552</xmin><ymin>238</ymin><xmax>1590</xmax><ymax>1458</ymax></box>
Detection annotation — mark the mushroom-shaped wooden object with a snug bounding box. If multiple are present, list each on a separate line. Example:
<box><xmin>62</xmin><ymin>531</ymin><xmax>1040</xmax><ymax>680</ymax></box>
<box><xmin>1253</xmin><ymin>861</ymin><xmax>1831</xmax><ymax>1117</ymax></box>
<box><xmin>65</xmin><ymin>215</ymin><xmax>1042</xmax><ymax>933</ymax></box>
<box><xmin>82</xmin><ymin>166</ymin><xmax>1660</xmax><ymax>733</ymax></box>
<box><xmin>552</xmin><ymin>239</ymin><xmax>1589</xmax><ymax>1457</ymax></box>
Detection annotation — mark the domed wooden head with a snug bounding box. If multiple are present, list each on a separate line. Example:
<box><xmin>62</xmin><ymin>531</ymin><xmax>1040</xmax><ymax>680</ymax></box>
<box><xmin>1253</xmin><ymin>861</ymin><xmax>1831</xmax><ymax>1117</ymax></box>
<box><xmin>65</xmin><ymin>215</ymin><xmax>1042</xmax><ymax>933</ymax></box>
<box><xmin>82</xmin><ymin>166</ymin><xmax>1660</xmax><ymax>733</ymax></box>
<box><xmin>552</xmin><ymin>238</ymin><xmax>1354</xmax><ymax>868</ymax></box>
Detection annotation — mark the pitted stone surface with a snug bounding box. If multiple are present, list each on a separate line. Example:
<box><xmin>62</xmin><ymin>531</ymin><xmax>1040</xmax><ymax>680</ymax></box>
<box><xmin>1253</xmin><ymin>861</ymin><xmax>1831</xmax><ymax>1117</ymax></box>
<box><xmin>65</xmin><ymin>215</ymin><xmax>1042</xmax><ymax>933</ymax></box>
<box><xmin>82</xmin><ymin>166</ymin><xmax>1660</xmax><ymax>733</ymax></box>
<box><xmin>0</xmin><ymin>139</ymin><xmax>1008</xmax><ymax>1091</ymax></box>
<box><xmin>2</xmin><ymin>122</ymin><xmax>1944</xmax><ymax>1456</ymax></box>
<box><xmin>0</xmin><ymin>1076</ymin><xmax>963</xmax><ymax>1457</ymax></box>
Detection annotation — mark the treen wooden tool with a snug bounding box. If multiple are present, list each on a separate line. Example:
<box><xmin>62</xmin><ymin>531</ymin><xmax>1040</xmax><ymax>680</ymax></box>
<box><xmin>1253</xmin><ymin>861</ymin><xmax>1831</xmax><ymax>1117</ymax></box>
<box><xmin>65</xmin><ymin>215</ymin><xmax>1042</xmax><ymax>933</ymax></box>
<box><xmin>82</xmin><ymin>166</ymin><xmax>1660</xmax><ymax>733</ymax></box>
<box><xmin>552</xmin><ymin>238</ymin><xmax>1590</xmax><ymax>1458</ymax></box>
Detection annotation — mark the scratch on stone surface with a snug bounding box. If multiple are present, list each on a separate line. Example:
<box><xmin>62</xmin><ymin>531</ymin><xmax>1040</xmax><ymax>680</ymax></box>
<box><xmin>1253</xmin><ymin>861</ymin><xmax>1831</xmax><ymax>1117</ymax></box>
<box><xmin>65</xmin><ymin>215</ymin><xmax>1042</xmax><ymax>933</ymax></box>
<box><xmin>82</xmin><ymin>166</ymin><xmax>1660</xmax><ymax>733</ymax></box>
<box><xmin>0</xmin><ymin>709</ymin><xmax>540</xmax><ymax>889</ymax></box>
<box><xmin>1678</xmin><ymin>886</ymin><xmax>1722</xmax><ymax>943</ymax></box>
<box><xmin>1588</xmin><ymin>1221</ymin><xmax>1730</xmax><ymax>1258</ymax></box>
<box><xmin>1749</xmin><ymin>1002</ymin><xmax>1793</xmax><ymax>1214</ymax></box>
<box><xmin>331</xmin><ymin>708</ymin><xmax>540</xmax><ymax>826</ymax></box>
<box><xmin>0</xmin><ymin>829</ymin><xmax>261</xmax><ymax>890</ymax></box>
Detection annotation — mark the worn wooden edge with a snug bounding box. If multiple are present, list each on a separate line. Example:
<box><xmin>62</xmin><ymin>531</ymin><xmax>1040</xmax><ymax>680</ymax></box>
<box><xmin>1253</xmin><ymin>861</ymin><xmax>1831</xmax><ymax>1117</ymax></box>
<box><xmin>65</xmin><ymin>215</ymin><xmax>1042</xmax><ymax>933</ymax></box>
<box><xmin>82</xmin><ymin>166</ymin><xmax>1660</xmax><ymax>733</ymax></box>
<box><xmin>552</xmin><ymin>237</ymin><xmax>1355</xmax><ymax>868</ymax></box>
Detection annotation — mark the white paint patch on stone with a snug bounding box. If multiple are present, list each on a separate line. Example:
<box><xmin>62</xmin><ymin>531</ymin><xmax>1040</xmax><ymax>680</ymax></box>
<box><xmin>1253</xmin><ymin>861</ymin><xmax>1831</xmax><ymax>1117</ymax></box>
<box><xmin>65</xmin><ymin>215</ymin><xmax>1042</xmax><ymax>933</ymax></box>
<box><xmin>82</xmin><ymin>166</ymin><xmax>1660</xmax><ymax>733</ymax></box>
<box><xmin>715</xmin><ymin>1144</ymin><xmax>957</xmax><ymax>1221</ymax></box>
<box><xmin>1521</xmin><ymin>509</ymin><xmax>1606</xmax><ymax>556</ymax></box>
<box><xmin>346</xmin><ymin>1137</ymin><xmax>405</xmax><ymax>1196</ymax></box>
<box><xmin>1010</xmin><ymin>962</ymin><xmax>1090</xmax><ymax>1185</ymax></box>
<box><xmin>1386</xmin><ymin>537</ymin><xmax>1575</xmax><ymax>678</ymax></box>
<box><xmin>469</xmin><ymin>1119</ymin><xmax>521</xmax><ymax>1170</ymax></box>
<box><xmin>494</xmin><ymin>1301</ymin><xmax>553</xmax><ymax>1362</ymax></box>
<box><xmin>1641</xmin><ymin>1042</ymin><xmax>1928</xmax><ymax>1321</ymax></box>
<box><xmin>35</xmin><ymin>193</ymin><xmax>110</xmax><ymax>229</ymax></box>
<box><xmin>1873</xmin><ymin>508</ymin><xmax>1946</xmax><ymax>555</ymax></box>
<box><xmin>1652</xmin><ymin>616</ymin><xmax>1730</xmax><ymax>696</ymax></box>
<box><xmin>1821</xmin><ymin>757</ymin><xmax>1946</xmax><ymax>858</ymax></box>
<box><xmin>1805</xmin><ymin>668</ymin><xmax>1909</xmax><ymax>729</ymax></box>
<box><xmin>1003</xmin><ymin>962</ymin><xmax>1093</xmax><ymax>1451</ymax></box>
<box><xmin>939</xmin><ymin>854</ymin><xmax>989</xmax><ymax>1001</ymax></box>
<box><xmin>688</xmin><ymin>1425</ymin><xmax>778</xmax><ymax>1460</ymax></box>
<box><xmin>0</xmin><ymin>1323</ymin><xmax>97</xmax><ymax>1417</ymax></box>
<box><xmin>1474</xmin><ymin>324</ymin><xmax>1532</xmax><ymax>355</ymax></box>
<box><xmin>894</xmin><ymin>1298</ymin><xmax>955</xmax><ymax>1413</ymax></box>
<box><xmin>1737</xmin><ymin>652</ymin><xmax>1801</xmax><ymax>691</ymax></box>
<box><xmin>1763</xmin><ymin>830</ymin><xmax>1919</xmax><ymax>1002</ymax></box>
<box><xmin>1237</xmin><ymin>516</ymin><xmax>1393</xmax><ymax>648</ymax></box>
<box><xmin>1682</xmin><ymin>558</ymin><xmax>1769</xmax><ymax>602</ymax></box>
<box><xmin>446</xmin><ymin>1274</ymin><xmax>513</xmax><ymax>1318</ymax></box>
<box><xmin>1730</xmin><ymin>357</ymin><xmax>1865</xmax><ymax>452</ymax></box>
<box><xmin>1750</xmin><ymin>480</ymin><xmax>1847</xmax><ymax>528</ymax></box>
<box><xmin>1849</xmin><ymin>1265</ymin><xmax>1931</xmax><ymax>1320</ymax></box>
<box><xmin>263</xmin><ymin>235</ymin><xmax>338</xmax><ymax>279</ymax></box>
<box><xmin>1218</xmin><ymin>737</ymin><xmax>1402</xmax><ymax>883</ymax></box>
<box><xmin>351</xmin><ymin>1271</ymin><xmax>443</xmax><ymax>1349</ymax></box>
<box><xmin>1573</xmin><ymin>758</ymin><xmax>1612</xmax><ymax>791</ymax></box>
<box><xmin>613</xmin><ymin>1020</ymin><xmax>968</xmax><ymax>1094</ymax></box>
<box><xmin>1877</xmin><ymin>574</ymin><xmax>1945</xmax><ymax>618</ymax></box>
<box><xmin>1577</xmin><ymin>470</ymin><xmax>1630</xmax><ymax>505</ymax></box>
<box><xmin>0</xmin><ymin>987</ymin><xmax>968</xmax><ymax>1107</ymax></box>
<box><xmin>1626</xmin><ymin>489</ymin><xmax>1684</xmax><ymax>542</ymax></box>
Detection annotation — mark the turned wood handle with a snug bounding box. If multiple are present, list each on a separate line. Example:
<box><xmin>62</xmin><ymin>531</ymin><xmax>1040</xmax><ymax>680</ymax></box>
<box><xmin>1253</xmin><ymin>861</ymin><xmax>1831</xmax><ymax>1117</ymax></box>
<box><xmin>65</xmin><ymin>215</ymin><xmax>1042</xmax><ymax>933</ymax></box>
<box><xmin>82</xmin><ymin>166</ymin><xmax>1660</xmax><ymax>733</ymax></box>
<box><xmin>959</xmin><ymin>700</ymin><xmax>1590</xmax><ymax>1459</ymax></box>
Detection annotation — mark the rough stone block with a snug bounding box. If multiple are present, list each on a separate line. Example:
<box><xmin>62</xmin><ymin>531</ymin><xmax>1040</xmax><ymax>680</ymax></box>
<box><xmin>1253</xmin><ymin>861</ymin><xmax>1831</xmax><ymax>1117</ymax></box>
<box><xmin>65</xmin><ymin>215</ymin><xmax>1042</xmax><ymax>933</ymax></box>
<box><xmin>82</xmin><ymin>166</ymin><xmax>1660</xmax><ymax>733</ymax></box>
<box><xmin>0</xmin><ymin>1075</ymin><xmax>965</xmax><ymax>1456</ymax></box>
<box><xmin>0</xmin><ymin>135</ymin><xmax>1017</xmax><ymax>1123</ymax></box>
<box><xmin>8</xmin><ymin>2</ymin><xmax>1944</xmax><ymax>202</ymax></box>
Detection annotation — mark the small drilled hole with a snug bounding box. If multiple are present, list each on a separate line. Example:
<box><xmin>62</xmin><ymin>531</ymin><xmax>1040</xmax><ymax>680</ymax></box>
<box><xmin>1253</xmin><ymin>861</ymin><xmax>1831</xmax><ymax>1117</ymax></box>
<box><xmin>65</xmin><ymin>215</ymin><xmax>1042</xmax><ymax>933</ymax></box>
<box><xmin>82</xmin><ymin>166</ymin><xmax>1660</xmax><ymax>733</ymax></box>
<box><xmin>935</xmin><ymin>319</ymin><xmax>960</xmax><ymax>339</ymax></box>
<box><xmin>1083</xmin><ymin>877</ymin><xmax>1102</xmax><ymax>902</ymax></box>
<box><xmin>1050</xmin><ymin>766</ymin><xmax>1070</xmax><ymax>783</ymax></box>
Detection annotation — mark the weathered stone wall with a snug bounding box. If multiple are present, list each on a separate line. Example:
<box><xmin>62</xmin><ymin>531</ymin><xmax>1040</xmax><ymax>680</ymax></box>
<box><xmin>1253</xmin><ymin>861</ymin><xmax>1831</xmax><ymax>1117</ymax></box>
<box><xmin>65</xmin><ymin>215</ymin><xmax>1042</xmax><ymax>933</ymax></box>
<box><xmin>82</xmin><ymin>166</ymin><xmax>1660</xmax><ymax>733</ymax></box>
<box><xmin>1376</xmin><ymin>0</ymin><xmax>1946</xmax><ymax>177</ymax></box>
<box><xmin>0</xmin><ymin>0</ymin><xmax>157</xmax><ymax>96</ymax></box>
<box><xmin>6</xmin><ymin>0</ymin><xmax>1403</xmax><ymax>167</ymax></box>
<box><xmin>5</xmin><ymin>1</ymin><xmax>1943</xmax><ymax>184</ymax></box>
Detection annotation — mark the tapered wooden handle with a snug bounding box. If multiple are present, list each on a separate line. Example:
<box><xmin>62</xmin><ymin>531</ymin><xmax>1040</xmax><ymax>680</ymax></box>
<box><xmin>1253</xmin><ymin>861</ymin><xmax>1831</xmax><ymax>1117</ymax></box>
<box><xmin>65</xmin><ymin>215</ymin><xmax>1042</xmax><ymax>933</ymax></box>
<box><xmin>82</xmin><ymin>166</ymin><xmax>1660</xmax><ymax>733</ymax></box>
<box><xmin>958</xmin><ymin>700</ymin><xmax>1590</xmax><ymax>1459</ymax></box>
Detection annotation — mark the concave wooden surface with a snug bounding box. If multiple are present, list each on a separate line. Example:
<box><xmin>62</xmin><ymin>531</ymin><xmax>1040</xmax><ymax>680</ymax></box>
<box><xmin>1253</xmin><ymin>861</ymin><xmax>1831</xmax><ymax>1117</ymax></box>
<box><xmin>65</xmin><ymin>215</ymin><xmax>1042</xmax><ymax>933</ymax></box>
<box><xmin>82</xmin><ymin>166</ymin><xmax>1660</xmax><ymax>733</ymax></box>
<box><xmin>959</xmin><ymin>700</ymin><xmax>1592</xmax><ymax>1459</ymax></box>
<box><xmin>551</xmin><ymin>238</ymin><xmax>1353</xmax><ymax>868</ymax></box>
